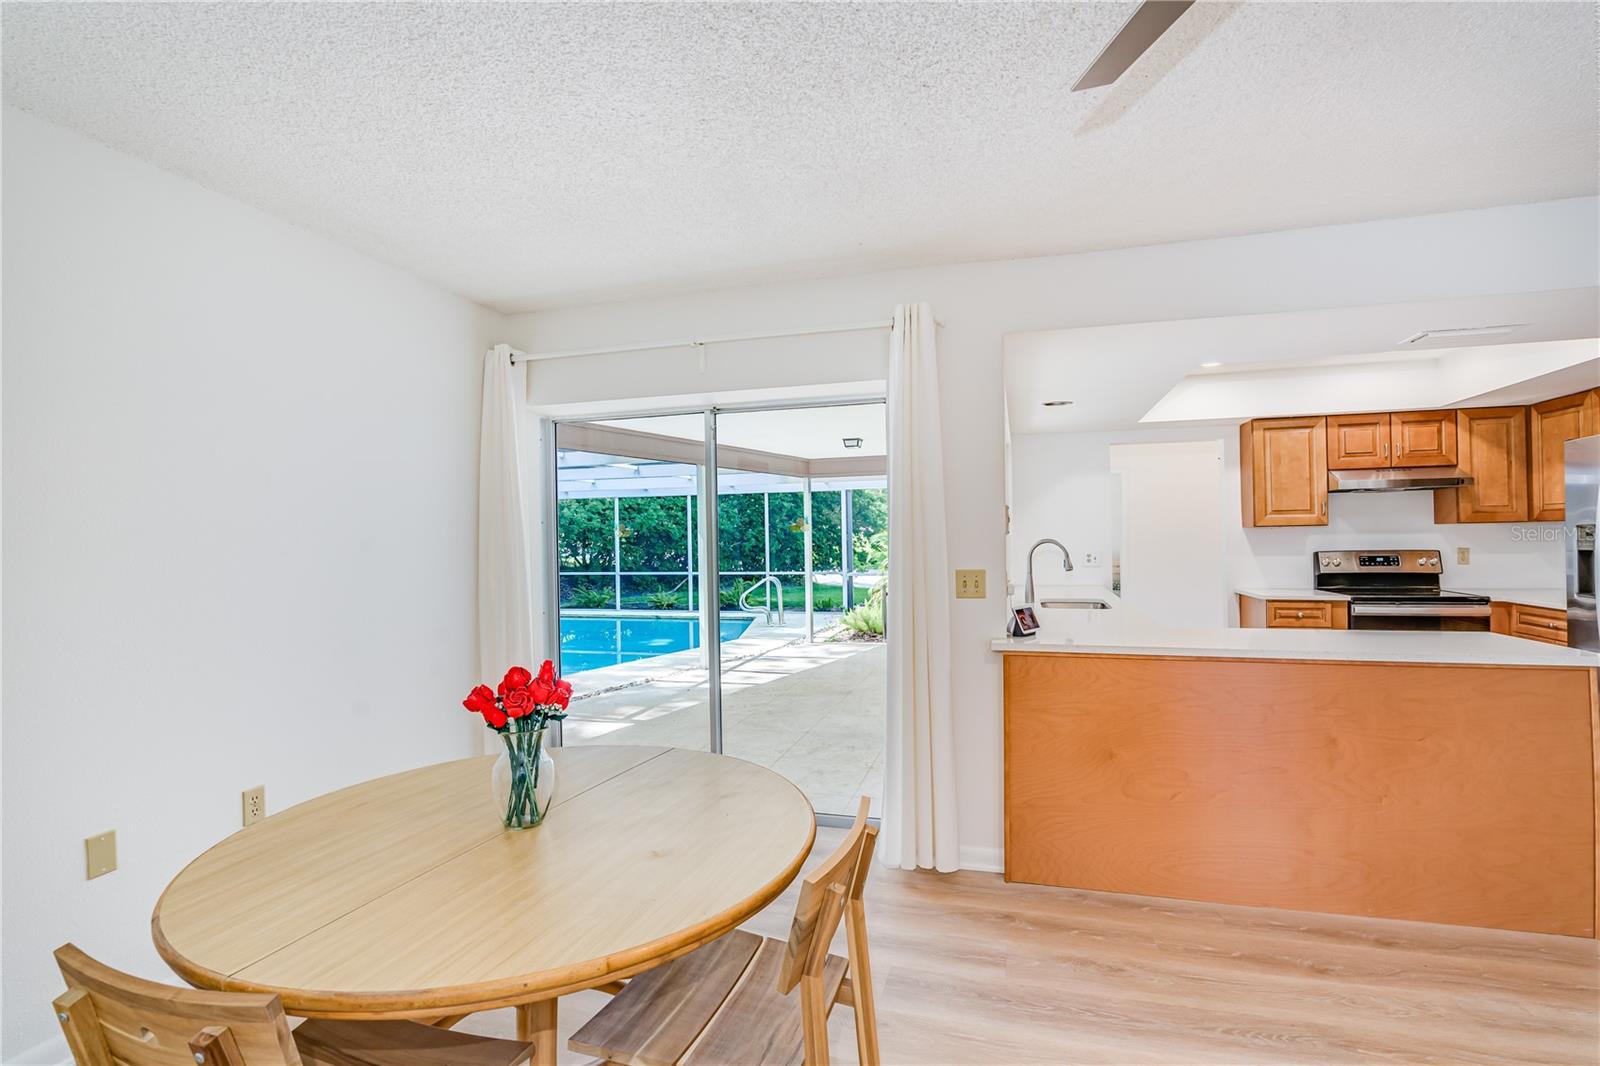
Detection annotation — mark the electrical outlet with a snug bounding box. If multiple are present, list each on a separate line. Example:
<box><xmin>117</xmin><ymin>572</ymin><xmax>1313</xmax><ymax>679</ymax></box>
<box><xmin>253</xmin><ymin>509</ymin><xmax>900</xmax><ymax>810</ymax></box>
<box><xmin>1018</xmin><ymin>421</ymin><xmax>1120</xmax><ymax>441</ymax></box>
<box><xmin>1456</xmin><ymin>547</ymin><xmax>1471</xmax><ymax>565</ymax></box>
<box><xmin>85</xmin><ymin>831</ymin><xmax>116</xmax><ymax>880</ymax></box>
<box><xmin>1084</xmin><ymin>552</ymin><xmax>1101</xmax><ymax>567</ymax></box>
<box><xmin>954</xmin><ymin>569</ymin><xmax>986</xmax><ymax>599</ymax></box>
<box><xmin>242</xmin><ymin>785</ymin><xmax>265</xmax><ymax>827</ymax></box>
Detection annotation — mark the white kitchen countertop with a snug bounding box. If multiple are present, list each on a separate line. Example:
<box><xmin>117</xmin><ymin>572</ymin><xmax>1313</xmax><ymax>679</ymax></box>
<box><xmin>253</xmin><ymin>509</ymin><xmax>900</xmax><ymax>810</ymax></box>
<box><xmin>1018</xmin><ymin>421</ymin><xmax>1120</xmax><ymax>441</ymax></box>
<box><xmin>1234</xmin><ymin>587</ymin><xmax>1349</xmax><ymax>602</ymax></box>
<box><xmin>1236</xmin><ymin>586</ymin><xmax>1570</xmax><ymax>611</ymax></box>
<box><xmin>1026</xmin><ymin>583</ymin><xmax>1122</xmax><ymax>605</ymax></box>
<box><xmin>1454</xmin><ymin>587</ymin><xmax>1569</xmax><ymax>611</ymax></box>
<box><xmin>991</xmin><ymin>607</ymin><xmax>1598</xmax><ymax>668</ymax></box>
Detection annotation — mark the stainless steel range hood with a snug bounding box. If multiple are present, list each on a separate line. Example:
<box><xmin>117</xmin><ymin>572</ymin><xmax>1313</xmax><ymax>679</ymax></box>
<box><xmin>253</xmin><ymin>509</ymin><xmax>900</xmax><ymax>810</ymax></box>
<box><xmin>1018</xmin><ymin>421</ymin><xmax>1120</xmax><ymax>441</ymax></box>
<box><xmin>1328</xmin><ymin>467</ymin><xmax>1474</xmax><ymax>493</ymax></box>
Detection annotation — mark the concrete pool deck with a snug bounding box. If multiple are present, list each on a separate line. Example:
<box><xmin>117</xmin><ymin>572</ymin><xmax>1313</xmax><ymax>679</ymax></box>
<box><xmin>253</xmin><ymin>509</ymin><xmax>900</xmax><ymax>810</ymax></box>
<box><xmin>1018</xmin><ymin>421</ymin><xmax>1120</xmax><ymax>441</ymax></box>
<box><xmin>561</xmin><ymin>615</ymin><xmax>885</xmax><ymax>818</ymax></box>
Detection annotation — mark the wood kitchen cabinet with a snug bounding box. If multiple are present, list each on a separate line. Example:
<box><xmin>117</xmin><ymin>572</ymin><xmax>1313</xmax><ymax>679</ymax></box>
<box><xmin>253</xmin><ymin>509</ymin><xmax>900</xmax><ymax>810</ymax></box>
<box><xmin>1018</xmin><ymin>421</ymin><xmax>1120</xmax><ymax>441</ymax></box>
<box><xmin>1240</xmin><ymin>417</ymin><xmax>1327</xmax><ymax>527</ymax></box>
<box><xmin>1390</xmin><ymin>410</ymin><xmax>1458</xmax><ymax>467</ymax></box>
<box><xmin>1324</xmin><ymin>409</ymin><xmax>1465</xmax><ymax>470</ymax></box>
<box><xmin>1238</xmin><ymin>596</ymin><xmax>1349</xmax><ymax>629</ymax></box>
<box><xmin>1529</xmin><ymin>389</ymin><xmax>1600</xmax><ymax>522</ymax></box>
<box><xmin>1326</xmin><ymin>413</ymin><xmax>1390</xmax><ymax>469</ymax></box>
<box><xmin>1491</xmin><ymin>601</ymin><xmax>1570</xmax><ymax>646</ymax></box>
<box><xmin>1327</xmin><ymin>410</ymin><xmax>1456</xmax><ymax>469</ymax></box>
<box><xmin>1244</xmin><ymin>397</ymin><xmax>1574</xmax><ymax>527</ymax></box>
<box><xmin>1434</xmin><ymin>406</ymin><xmax>1529</xmax><ymax>524</ymax></box>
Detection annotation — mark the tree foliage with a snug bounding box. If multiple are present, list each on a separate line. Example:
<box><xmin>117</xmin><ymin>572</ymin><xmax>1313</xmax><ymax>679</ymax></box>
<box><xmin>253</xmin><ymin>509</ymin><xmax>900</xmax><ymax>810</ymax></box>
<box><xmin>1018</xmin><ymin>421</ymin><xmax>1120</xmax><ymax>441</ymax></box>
<box><xmin>558</xmin><ymin>487</ymin><xmax>888</xmax><ymax>614</ymax></box>
<box><xmin>620</xmin><ymin>496</ymin><xmax>693</xmax><ymax>571</ymax></box>
<box><xmin>558</xmin><ymin>499</ymin><xmax>614</xmax><ymax>570</ymax></box>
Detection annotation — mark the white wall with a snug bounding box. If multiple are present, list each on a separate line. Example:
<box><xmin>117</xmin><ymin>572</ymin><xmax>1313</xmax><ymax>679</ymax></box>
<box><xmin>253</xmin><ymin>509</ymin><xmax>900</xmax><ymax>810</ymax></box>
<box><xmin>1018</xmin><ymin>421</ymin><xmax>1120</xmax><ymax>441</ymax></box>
<box><xmin>1011</xmin><ymin>427</ymin><xmax>1567</xmax><ymax>623</ymax></box>
<box><xmin>1</xmin><ymin>108</ymin><xmax>504</xmax><ymax>1061</ymax></box>
<box><xmin>501</xmin><ymin>196</ymin><xmax>1596</xmax><ymax>875</ymax></box>
<box><xmin>1109</xmin><ymin>440</ymin><xmax>1226</xmax><ymax>627</ymax></box>
<box><xmin>1008</xmin><ymin>426</ymin><xmax>1228</xmax><ymax>602</ymax></box>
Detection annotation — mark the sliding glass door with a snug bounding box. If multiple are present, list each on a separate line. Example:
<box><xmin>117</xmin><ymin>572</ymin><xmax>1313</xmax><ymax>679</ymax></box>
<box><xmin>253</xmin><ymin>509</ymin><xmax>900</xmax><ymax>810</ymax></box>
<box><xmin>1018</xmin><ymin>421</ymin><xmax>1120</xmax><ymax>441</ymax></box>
<box><xmin>551</xmin><ymin>415</ymin><xmax>712</xmax><ymax>751</ymax></box>
<box><xmin>548</xmin><ymin>402</ymin><xmax>886</xmax><ymax>819</ymax></box>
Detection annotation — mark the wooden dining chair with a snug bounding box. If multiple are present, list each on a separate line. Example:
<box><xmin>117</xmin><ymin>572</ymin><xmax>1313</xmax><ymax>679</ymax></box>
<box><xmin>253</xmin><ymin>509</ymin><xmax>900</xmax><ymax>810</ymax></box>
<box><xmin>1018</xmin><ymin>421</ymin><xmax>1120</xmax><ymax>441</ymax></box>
<box><xmin>569</xmin><ymin>796</ymin><xmax>881</xmax><ymax>1066</ymax></box>
<box><xmin>52</xmin><ymin>943</ymin><xmax>533</xmax><ymax>1066</ymax></box>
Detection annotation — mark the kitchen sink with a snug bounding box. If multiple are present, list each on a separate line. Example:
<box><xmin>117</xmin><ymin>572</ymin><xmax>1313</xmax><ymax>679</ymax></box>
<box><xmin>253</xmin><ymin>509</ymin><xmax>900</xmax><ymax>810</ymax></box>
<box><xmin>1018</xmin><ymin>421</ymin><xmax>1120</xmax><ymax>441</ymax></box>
<box><xmin>1040</xmin><ymin>598</ymin><xmax>1111</xmax><ymax>610</ymax></box>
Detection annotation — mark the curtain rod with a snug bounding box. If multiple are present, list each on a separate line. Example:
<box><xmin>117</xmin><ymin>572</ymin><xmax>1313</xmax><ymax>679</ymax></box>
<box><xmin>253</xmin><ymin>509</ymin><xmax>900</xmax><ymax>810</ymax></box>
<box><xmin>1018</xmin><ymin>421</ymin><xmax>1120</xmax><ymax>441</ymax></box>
<box><xmin>510</xmin><ymin>315</ymin><xmax>940</xmax><ymax>365</ymax></box>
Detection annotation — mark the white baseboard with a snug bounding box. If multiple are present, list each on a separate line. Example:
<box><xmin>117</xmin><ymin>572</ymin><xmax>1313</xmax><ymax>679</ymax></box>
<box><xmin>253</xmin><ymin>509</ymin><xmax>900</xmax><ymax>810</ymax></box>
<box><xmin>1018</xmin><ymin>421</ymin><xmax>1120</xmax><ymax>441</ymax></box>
<box><xmin>960</xmin><ymin>845</ymin><xmax>1004</xmax><ymax>873</ymax></box>
<box><xmin>7</xmin><ymin>1033</ymin><xmax>68</xmax><ymax>1066</ymax></box>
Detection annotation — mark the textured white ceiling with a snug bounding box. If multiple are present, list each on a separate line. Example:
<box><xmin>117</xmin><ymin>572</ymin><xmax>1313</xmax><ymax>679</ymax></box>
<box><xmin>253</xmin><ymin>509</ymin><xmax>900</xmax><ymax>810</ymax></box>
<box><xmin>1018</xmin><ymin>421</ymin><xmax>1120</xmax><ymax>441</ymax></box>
<box><xmin>4</xmin><ymin>2</ymin><xmax>1596</xmax><ymax>312</ymax></box>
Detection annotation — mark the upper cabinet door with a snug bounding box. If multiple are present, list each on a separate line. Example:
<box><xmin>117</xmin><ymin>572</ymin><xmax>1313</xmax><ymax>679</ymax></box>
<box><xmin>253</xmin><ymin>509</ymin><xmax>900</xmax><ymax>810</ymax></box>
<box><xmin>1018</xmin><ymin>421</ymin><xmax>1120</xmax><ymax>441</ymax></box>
<box><xmin>1443</xmin><ymin>407</ymin><xmax>1529</xmax><ymax>523</ymax></box>
<box><xmin>1391</xmin><ymin>410</ymin><xmax>1458</xmax><ymax>468</ymax></box>
<box><xmin>1327</xmin><ymin>413</ymin><xmax>1391</xmax><ymax>469</ymax></box>
<box><xmin>1241</xmin><ymin>417</ymin><xmax>1328</xmax><ymax>527</ymax></box>
<box><xmin>1529</xmin><ymin>390</ymin><xmax>1600</xmax><ymax>522</ymax></box>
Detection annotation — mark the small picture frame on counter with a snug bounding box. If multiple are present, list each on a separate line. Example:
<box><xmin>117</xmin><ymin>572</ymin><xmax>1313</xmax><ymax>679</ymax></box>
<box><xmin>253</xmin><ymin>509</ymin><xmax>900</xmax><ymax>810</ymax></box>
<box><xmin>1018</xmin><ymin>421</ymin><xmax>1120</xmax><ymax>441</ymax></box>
<box><xmin>1009</xmin><ymin>605</ymin><xmax>1040</xmax><ymax>638</ymax></box>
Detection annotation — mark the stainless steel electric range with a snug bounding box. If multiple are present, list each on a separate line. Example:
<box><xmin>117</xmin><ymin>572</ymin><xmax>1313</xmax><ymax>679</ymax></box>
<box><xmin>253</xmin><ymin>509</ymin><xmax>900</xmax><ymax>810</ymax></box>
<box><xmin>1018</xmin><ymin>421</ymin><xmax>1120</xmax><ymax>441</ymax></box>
<box><xmin>1312</xmin><ymin>550</ymin><xmax>1491</xmax><ymax>632</ymax></box>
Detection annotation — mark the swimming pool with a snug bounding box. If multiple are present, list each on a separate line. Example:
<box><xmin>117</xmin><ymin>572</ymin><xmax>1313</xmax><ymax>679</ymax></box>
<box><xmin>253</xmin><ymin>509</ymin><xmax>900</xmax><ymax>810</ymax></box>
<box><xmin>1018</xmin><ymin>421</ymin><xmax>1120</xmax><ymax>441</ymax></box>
<box><xmin>559</xmin><ymin>611</ymin><xmax>757</xmax><ymax>674</ymax></box>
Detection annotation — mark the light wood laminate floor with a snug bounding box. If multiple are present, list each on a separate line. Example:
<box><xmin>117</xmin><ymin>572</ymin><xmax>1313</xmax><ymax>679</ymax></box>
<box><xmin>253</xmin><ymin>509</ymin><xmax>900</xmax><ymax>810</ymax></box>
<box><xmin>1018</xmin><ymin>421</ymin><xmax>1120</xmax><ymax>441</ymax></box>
<box><xmin>454</xmin><ymin>829</ymin><xmax>1599</xmax><ymax>1064</ymax></box>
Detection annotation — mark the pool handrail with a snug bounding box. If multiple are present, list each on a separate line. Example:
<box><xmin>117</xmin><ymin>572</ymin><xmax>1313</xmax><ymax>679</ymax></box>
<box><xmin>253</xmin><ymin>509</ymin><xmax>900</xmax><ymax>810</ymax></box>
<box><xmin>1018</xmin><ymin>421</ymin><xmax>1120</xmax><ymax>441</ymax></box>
<box><xmin>738</xmin><ymin>575</ymin><xmax>785</xmax><ymax>627</ymax></box>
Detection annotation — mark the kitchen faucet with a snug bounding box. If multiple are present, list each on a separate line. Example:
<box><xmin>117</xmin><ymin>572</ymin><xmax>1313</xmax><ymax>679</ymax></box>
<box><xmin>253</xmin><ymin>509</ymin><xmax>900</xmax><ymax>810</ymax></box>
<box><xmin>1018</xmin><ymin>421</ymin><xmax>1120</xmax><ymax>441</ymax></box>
<box><xmin>1024</xmin><ymin>538</ymin><xmax>1073</xmax><ymax>605</ymax></box>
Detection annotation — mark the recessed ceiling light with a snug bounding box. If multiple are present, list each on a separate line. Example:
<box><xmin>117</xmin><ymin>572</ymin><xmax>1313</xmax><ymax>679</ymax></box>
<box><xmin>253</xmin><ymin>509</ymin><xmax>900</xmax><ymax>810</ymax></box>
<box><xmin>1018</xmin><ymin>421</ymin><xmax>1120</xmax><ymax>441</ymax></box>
<box><xmin>1400</xmin><ymin>324</ymin><xmax>1527</xmax><ymax>345</ymax></box>
<box><xmin>1200</xmin><ymin>361</ymin><xmax>1223</xmax><ymax>368</ymax></box>
<box><xmin>1042</xmin><ymin>400</ymin><xmax>1073</xmax><ymax>407</ymax></box>
<box><xmin>842</xmin><ymin>437</ymin><xmax>863</xmax><ymax>449</ymax></box>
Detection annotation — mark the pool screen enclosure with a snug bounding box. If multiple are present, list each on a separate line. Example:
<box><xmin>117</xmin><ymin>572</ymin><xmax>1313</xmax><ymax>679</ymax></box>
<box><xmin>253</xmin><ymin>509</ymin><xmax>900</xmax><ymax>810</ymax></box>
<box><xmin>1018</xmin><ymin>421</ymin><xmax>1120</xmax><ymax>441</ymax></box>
<box><xmin>545</xmin><ymin>401</ymin><xmax>887</xmax><ymax>765</ymax></box>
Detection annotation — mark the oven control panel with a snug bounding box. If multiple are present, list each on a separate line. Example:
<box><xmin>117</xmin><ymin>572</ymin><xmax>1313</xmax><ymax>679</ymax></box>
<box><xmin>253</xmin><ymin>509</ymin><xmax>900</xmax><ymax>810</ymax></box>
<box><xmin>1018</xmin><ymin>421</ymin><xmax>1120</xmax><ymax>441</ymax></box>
<box><xmin>1314</xmin><ymin>550</ymin><xmax>1442</xmax><ymax>574</ymax></box>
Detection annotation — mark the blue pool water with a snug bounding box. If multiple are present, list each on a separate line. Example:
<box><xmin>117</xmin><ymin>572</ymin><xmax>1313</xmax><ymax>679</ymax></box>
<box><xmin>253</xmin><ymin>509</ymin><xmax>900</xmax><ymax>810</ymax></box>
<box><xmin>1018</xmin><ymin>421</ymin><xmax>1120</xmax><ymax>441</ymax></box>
<box><xmin>560</xmin><ymin>612</ymin><xmax>757</xmax><ymax>674</ymax></box>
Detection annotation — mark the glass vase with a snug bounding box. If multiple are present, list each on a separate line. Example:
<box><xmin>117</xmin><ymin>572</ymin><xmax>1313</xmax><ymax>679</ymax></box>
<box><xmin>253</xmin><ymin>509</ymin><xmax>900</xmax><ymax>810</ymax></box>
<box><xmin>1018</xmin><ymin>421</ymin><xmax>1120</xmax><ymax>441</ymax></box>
<box><xmin>491</xmin><ymin>725</ymin><xmax>556</xmax><ymax>829</ymax></box>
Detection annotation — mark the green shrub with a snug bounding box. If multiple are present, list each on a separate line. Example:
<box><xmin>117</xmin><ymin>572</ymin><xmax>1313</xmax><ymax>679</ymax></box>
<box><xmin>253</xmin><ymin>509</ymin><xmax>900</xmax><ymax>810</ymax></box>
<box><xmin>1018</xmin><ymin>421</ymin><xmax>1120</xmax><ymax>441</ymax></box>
<box><xmin>567</xmin><ymin>586</ymin><xmax>615</xmax><ymax>609</ymax></box>
<box><xmin>720</xmin><ymin>578</ymin><xmax>753</xmax><ymax>608</ymax></box>
<box><xmin>646</xmin><ymin>591</ymin><xmax>682</xmax><ymax>610</ymax></box>
<box><xmin>841</xmin><ymin>600</ymin><xmax>884</xmax><ymax>638</ymax></box>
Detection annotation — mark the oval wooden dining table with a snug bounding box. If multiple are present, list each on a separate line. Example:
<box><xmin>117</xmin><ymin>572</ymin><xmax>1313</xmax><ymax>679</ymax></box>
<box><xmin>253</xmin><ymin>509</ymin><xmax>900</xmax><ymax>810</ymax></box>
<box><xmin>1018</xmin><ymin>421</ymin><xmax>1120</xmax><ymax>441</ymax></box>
<box><xmin>152</xmin><ymin>745</ymin><xmax>816</xmax><ymax>1066</ymax></box>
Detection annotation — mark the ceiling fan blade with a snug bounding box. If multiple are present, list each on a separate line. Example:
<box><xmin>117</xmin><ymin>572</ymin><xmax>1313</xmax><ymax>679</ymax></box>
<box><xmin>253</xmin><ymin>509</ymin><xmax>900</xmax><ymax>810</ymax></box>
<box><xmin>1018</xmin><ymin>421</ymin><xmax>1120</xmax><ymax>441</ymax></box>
<box><xmin>1071</xmin><ymin>0</ymin><xmax>1195</xmax><ymax>92</ymax></box>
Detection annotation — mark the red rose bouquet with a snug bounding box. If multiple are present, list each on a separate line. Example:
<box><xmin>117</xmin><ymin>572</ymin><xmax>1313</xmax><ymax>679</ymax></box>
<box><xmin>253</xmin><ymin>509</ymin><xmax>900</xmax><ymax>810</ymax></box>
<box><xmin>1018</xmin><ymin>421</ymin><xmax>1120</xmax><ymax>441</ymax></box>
<box><xmin>464</xmin><ymin>661</ymin><xmax>571</xmax><ymax>828</ymax></box>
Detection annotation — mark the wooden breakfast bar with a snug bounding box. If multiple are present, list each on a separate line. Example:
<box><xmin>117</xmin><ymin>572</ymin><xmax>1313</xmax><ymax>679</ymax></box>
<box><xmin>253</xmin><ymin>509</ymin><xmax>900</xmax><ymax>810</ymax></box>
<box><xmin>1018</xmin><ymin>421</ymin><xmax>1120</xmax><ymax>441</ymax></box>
<box><xmin>996</xmin><ymin>622</ymin><xmax>1600</xmax><ymax>937</ymax></box>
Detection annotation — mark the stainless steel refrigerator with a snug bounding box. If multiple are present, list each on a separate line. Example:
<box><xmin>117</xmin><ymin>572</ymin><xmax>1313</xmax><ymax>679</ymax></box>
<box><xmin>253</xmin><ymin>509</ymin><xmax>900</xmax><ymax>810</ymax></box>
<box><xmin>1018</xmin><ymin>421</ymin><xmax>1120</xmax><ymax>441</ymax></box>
<box><xmin>1566</xmin><ymin>435</ymin><xmax>1598</xmax><ymax>651</ymax></box>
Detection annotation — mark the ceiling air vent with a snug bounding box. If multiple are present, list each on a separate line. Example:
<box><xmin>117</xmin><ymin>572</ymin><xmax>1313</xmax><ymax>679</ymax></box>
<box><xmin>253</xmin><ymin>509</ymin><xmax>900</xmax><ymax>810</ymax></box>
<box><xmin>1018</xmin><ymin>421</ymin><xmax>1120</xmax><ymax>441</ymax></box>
<box><xmin>1399</xmin><ymin>324</ymin><xmax>1527</xmax><ymax>345</ymax></box>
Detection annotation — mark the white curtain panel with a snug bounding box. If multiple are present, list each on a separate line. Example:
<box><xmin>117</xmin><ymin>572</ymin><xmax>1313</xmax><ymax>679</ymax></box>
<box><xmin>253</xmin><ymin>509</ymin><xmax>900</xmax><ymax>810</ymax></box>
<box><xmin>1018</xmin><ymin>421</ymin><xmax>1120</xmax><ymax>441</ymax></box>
<box><xmin>477</xmin><ymin>345</ymin><xmax>537</xmax><ymax>706</ymax></box>
<box><xmin>882</xmin><ymin>303</ymin><xmax>960</xmax><ymax>872</ymax></box>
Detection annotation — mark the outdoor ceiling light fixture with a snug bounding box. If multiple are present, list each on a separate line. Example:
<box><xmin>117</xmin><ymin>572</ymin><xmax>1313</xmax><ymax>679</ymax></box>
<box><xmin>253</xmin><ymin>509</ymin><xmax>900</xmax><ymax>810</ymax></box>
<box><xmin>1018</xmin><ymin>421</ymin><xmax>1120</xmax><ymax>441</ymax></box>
<box><xmin>842</xmin><ymin>437</ymin><xmax>863</xmax><ymax>449</ymax></box>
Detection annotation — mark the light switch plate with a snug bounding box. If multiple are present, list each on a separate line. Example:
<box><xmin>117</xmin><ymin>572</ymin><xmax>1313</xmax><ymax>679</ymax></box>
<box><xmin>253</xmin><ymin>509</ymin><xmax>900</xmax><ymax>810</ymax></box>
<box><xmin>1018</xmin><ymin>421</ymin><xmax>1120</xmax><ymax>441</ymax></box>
<box><xmin>1456</xmin><ymin>547</ymin><xmax>1471</xmax><ymax>565</ymax></box>
<box><xmin>85</xmin><ymin>831</ymin><xmax>116</xmax><ymax>880</ymax></box>
<box><xmin>955</xmin><ymin>569</ymin><xmax>986</xmax><ymax>599</ymax></box>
